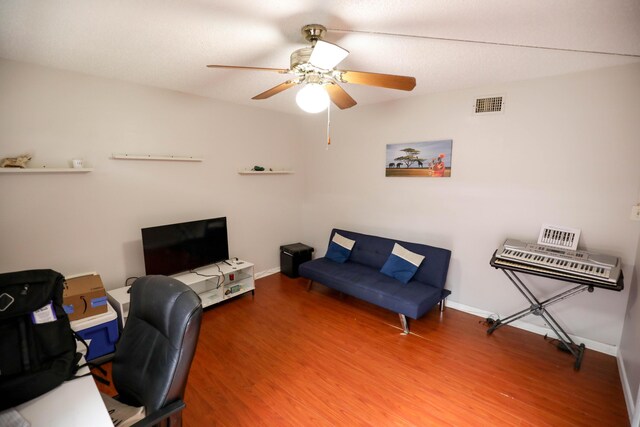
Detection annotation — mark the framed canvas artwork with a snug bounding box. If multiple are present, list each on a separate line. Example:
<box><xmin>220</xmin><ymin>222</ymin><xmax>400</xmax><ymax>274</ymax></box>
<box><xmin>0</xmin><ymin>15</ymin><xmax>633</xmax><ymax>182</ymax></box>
<box><xmin>386</xmin><ymin>139</ymin><xmax>452</xmax><ymax>177</ymax></box>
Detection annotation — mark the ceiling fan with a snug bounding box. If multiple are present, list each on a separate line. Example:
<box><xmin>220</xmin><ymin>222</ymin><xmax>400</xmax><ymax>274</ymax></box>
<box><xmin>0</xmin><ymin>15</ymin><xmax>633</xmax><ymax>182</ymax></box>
<box><xmin>206</xmin><ymin>24</ymin><xmax>416</xmax><ymax>113</ymax></box>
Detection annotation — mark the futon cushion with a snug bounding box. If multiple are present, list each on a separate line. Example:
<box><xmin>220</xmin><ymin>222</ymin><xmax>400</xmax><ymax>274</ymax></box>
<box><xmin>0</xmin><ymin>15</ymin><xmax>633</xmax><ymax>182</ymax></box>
<box><xmin>380</xmin><ymin>243</ymin><xmax>425</xmax><ymax>284</ymax></box>
<box><xmin>325</xmin><ymin>233</ymin><xmax>355</xmax><ymax>263</ymax></box>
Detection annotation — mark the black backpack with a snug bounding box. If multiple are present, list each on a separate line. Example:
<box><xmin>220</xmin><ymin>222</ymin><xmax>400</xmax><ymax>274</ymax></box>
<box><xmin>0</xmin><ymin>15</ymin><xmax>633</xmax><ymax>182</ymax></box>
<box><xmin>0</xmin><ymin>269</ymin><xmax>81</xmax><ymax>410</ymax></box>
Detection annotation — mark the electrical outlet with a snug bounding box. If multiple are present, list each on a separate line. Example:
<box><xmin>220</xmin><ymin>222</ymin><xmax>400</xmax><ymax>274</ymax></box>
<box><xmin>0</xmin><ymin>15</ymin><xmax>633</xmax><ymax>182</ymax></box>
<box><xmin>631</xmin><ymin>205</ymin><xmax>640</xmax><ymax>221</ymax></box>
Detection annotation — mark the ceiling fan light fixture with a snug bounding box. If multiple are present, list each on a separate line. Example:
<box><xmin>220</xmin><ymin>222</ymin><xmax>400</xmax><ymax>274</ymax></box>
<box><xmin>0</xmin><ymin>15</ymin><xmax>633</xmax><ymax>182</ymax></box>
<box><xmin>309</xmin><ymin>40</ymin><xmax>349</xmax><ymax>70</ymax></box>
<box><xmin>296</xmin><ymin>83</ymin><xmax>329</xmax><ymax>113</ymax></box>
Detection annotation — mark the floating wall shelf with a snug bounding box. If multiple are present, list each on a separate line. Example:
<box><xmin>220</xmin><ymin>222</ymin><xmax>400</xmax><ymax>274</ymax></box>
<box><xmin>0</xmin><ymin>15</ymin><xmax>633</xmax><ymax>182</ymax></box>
<box><xmin>111</xmin><ymin>153</ymin><xmax>203</xmax><ymax>162</ymax></box>
<box><xmin>0</xmin><ymin>168</ymin><xmax>93</xmax><ymax>174</ymax></box>
<box><xmin>238</xmin><ymin>170</ymin><xmax>295</xmax><ymax>175</ymax></box>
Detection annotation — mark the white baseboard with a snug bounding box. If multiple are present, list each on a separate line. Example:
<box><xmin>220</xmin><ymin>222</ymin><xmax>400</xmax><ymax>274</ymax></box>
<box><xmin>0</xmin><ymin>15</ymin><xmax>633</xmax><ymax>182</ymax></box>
<box><xmin>618</xmin><ymin>348</ymin><xmax>638</xmax><ymax>424</ymax></box>
<box><xmin>634</xmin><ymin>392</ymin><xmax>640</xmax><ymax>427</ymax></box>
<box><xmin>445</xmin><ymin>300</ymin><xmax>618</xmax><ymax>356</ymax></box>
<box><xmin>255</xmin><ymin>267</ymin><xmax>280</xmax><ymax>279</ymax></box>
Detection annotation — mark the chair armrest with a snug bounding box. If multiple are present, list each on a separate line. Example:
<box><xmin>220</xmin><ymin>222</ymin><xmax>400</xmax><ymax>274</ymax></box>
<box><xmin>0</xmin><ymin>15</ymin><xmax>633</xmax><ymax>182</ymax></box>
<box><xmin>130</xmin><ymin>400</ymin><xmax>186</xmax><ymax>427</ymax></box>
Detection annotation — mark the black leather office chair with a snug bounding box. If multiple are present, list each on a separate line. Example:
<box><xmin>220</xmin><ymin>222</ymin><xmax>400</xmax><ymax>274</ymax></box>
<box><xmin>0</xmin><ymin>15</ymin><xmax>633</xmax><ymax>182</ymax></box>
<box><xmin>106</xmin><ymin>275</ymin><xmax>202</xmax><ymax>427</ymax></box>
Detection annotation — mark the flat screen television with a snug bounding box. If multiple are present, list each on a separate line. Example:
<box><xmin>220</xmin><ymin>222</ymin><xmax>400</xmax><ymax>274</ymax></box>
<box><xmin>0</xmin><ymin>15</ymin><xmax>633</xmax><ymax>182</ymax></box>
<box><xmin>141</xmin><ymin>217</ymin><xmax>229</xmax><ymax>276</ymax></box>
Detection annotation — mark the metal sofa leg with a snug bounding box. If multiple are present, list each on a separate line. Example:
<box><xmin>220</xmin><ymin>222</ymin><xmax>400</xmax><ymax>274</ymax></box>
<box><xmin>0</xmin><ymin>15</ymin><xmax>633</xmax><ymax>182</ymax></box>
<box><xmin>439</xmin><ymin>298</ymin><xmax>446</xmax><ymax>312</ymax></box>
<box><xmin>399</xmin><ymin>314</ymin><xmax>409</xmax><ymax>335</ymax></box>
<box><xmin>307</xmin><ymin>280</ymin><xmax>313</xmax><ymax>291</ymax></box>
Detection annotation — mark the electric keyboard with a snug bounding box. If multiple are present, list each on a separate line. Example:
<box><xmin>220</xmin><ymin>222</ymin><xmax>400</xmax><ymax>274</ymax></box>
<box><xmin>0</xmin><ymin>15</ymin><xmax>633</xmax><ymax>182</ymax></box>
<box><xmin>494</xmin><ymin>239</ymin><xmax>621</xmax><ymax>288</ymax></box>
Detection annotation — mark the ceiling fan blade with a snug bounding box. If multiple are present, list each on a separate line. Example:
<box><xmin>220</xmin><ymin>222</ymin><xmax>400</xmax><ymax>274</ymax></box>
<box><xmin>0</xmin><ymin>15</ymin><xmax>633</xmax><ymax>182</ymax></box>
<box><xmin>339</xmin><ymin>70</ymin><xmax>416</xmax><ymax>91</ymax></box>
<box><xmin>207</xmin><ymin>64</ymin><xmax>290</xmax><ymax>74</ymax></box>
<box><xmin>309</xmin><ymin>40</ymin><xmax>349</xmax><ymax>70</ymax></box>
<box><xmin>252</xmin><ymin>81</ymin><xmax>297</xmax><ymax>100</ymax></box>
<box><xmin>325</xmin><ymin>82</ymin><xmax>357</xmax><ymax>109</ymax></box>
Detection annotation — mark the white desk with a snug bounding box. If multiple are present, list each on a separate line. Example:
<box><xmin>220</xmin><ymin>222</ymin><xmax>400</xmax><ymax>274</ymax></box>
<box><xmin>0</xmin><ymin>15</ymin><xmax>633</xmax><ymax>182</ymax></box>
<box><xmin>13</xmin><ymin>365</ymin><xmax>112</xmax><ymax>427</ymax></box>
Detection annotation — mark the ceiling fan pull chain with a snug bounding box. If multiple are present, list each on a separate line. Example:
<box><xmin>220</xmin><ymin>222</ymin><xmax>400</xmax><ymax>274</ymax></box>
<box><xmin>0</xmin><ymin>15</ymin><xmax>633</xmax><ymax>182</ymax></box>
<box><xmin>326</xmin><ymin>102</ymin><xmax>331</xmax><ymax>150</ymax></box>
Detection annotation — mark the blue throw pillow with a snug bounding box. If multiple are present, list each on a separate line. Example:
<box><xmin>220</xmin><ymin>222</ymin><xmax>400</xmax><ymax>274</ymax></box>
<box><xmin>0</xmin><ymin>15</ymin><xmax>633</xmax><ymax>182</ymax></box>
<box><xmin>325</xmin><ymin>233</ymin><xmax>356</xmax><ymax>263</ymax></box>
<box><xmin>380</xmin><ymin>243</ymin><xmax>425</xmax><ymax>284</ymax></box>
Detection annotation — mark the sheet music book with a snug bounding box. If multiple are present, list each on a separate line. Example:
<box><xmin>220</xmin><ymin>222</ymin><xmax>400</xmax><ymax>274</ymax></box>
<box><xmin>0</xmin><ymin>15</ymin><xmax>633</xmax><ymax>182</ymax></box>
<box><xmin>537</xmin><ymin>224</ymin><xmax>581</xmax><ymax>251</ymax></box>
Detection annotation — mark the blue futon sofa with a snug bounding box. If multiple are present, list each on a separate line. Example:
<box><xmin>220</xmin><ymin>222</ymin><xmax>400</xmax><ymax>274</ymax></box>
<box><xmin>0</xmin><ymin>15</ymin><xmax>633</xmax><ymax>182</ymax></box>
<box><xmin>299</xmin><ymin>229</ymin><xmax>452</xmax><ymax>333</ymax></box>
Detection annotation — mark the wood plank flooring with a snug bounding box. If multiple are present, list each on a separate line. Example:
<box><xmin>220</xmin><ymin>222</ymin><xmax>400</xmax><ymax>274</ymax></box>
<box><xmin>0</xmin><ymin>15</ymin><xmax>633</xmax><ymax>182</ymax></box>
<box><xmin>96</xmin><ymin>273</ymin><xmax>629</xmax><ymax>426</ymax></box>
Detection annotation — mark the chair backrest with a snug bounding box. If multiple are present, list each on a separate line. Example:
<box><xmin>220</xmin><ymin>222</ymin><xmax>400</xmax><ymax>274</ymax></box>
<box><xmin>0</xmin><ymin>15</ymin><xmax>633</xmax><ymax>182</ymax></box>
<box><xmin>111</xmin><ymin>275</ymin><xmax>202</xmax><ymax>413</ymax></box>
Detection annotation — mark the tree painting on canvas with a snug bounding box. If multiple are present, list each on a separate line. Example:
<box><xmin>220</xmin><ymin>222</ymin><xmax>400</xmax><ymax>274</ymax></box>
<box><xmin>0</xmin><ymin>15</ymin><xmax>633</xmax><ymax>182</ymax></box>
<box><xmin>385</xmin><ymin>139</ymin><xmax>452</xmax><ymax>177</ymax></box>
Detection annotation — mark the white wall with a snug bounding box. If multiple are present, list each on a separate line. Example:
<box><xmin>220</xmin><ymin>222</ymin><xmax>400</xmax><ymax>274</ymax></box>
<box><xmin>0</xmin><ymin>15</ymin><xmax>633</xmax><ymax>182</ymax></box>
<box><xmin>0</xmin><ymin>59</ymin><xmax>306</xmax><ymax>289</ymax></box>
<box><xmin>1</xmin><ymin>58</ymin><xmax>638</xmax><ymax>351</ymax></box>
<box><xmin>300</xmin><ymin>63</ymin><xmax>640</xmax><ymax>347</ymax></box>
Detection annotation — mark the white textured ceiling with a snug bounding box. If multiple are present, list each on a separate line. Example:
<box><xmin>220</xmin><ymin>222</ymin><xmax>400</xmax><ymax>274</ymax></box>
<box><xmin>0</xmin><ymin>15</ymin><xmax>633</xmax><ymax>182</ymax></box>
<box><xmin>1</xmin><ymin>0</ymin><xmax>639</xmax><ymax>115</ymax></box>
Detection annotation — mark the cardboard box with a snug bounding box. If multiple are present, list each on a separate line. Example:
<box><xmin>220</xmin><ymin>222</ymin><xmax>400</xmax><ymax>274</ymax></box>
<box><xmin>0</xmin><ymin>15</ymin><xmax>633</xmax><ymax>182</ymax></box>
<box><xmin>63</xmin><ymin>273</ymin><xmax>108</xmax><ymax>321</ymax></box>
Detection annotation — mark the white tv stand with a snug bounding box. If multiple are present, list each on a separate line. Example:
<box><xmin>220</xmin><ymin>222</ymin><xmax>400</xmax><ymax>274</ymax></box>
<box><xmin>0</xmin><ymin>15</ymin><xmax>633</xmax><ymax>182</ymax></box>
<box><xmin>173</xmin><ymin>260</ymin><xmax>255</xmax><ymax>309</ymax></box>
<box><xmin>107</xmin><ymin>260</ymin><xmax>254</xmax><ymax>327</ymax></box>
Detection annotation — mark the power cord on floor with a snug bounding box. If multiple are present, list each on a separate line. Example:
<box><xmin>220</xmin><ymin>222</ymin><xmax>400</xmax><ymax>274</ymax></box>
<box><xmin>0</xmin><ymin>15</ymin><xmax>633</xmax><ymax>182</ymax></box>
<box><xmin>482</xmin><ymin>314</ymin><xmax>500</xmax><ymax>326</ymax></box>
<box><xmin>543</xmin><ymin>334</ymin><xmax>577</xmax><ymax>353</ymax></box>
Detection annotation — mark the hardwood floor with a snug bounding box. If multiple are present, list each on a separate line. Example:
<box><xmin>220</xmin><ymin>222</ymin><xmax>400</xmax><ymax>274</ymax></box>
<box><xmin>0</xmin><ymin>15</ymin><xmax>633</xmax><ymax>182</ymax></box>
<box><xmin>96</xmin><ymin>273</ymin><xmax>629</xmax><ymax>426</ymax></box>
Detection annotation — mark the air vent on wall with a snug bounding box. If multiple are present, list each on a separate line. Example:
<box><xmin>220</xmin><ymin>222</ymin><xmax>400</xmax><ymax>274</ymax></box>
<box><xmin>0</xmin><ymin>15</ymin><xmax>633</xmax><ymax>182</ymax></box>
<box><xmin>474</xmin><ymin>96</ymin><xmax>504</xmax><ymax>114</ymax></box>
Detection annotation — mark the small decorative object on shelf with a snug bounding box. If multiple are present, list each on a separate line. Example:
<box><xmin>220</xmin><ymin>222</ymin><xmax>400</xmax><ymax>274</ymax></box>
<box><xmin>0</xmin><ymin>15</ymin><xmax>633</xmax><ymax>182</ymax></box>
<box><xmin>0</xmin><ymin>153</ymin><xmax>93</xmax><ymax>173</ymax></box>
<box><xmin>238</xmin><ymin>168</ymin><xmax>295</xmax><ymax>175</ymax></box>
<box><xmin>0</xmin><ymin>167</ymin><xmax>93</xmax><ymax>173</ymax></box>
<box><xmin>0</xmin><ymin>154</ymin><xmax>32</xmax><ymax>168</ymax></box>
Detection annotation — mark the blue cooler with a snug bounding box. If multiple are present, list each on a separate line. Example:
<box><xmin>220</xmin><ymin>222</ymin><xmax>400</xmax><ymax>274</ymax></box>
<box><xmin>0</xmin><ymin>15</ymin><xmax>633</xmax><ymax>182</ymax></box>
<box><xmin>71</xmin><ymin>304</ymin><xmax>119</xmax><ymax>361</ymax></box>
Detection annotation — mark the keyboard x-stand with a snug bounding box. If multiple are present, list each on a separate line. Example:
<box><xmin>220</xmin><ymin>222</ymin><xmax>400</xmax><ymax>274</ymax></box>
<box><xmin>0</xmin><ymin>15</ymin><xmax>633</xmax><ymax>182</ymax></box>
<box><xmin>488</xmin><ymin>239</ymin><xmax>624</xmax><ymax>370</ymax></box>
